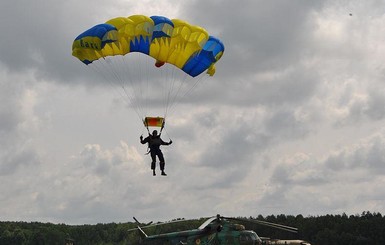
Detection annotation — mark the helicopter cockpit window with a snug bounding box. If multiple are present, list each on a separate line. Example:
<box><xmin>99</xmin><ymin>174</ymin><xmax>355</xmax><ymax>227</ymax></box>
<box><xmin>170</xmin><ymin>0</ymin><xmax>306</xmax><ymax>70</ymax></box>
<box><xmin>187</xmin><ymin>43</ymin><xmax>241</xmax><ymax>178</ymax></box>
<box><xmin>240</xmin><ymin>232</ymin><xmax>262</xmax><ymax>244</ymax></box>
<box><xmin>240</xmin><ymin>234</ymin><xmax>250</xmax><ymax>241</ymax></box>
<box><xmin>249</xmin><ymin>232</ymin><xmax>260</xmax><ymax>241</ymax></box>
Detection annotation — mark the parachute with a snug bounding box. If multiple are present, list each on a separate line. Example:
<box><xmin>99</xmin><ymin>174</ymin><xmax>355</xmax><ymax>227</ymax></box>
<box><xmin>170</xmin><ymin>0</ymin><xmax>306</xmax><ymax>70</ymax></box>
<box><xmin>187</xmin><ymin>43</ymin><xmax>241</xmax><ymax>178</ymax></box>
<box><xmin>72</xmin><ymin>15</ymin><xmax>224</xmax><ymax>132</ymax></box>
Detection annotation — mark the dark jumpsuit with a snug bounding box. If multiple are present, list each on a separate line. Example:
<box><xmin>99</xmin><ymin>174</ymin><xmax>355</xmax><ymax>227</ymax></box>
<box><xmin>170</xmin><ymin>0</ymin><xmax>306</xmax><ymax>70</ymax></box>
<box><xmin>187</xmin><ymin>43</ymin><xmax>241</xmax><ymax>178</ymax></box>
<box><xmin>141</xmin><ymin>135</ymin><xmax>171</xmax><ymax>171</ymax></box>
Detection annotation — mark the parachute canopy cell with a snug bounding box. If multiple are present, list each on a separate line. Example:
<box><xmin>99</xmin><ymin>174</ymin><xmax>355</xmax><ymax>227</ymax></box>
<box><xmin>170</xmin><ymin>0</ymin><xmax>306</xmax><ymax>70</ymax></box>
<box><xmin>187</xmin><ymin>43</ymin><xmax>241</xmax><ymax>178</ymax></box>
<box><xmin>72</xmin><ymin>14</ymin><xmax>224</xmax><ymax>77</ymax></box>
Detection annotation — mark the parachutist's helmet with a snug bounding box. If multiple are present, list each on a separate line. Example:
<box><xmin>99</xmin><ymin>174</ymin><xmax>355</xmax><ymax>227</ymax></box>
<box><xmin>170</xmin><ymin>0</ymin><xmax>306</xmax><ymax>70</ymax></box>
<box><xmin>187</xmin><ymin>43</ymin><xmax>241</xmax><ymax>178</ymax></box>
<box><xmin>152</xmin><ymin>130</ymin><xmax>158</xmax><ymax>136</ymax></box>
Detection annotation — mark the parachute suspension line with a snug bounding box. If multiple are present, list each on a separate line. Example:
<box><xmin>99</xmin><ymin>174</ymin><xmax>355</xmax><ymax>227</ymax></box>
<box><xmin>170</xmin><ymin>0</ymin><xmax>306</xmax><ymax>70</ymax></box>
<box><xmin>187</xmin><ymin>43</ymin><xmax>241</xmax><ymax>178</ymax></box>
<box><xmin>141</xmin><ymin>125</ymin><xmax>148</xmax><ymax>137</ymax></box>
<box><xmin>160</xmin><ymin>63</ymin><xmax>191</xmax><ymax>120</ymax></box>
<box><xmin>143</xmin><ymin>53</ymin><xmax>151</xmax><ymax>119</ymax></box>
<box><xmin>129</xmin><ymin>53</ymin><xmax>152</xmax><ymax>121</ymax></box>
<box><xmin>87</xmin><ymin>55</ymin><xmax>210</xmax><ymax>132</ymax></box>
<box><xmin>118</xmin><ymin>53</ymin><xmax>166</xmax><ymax>128</ymax></box>
<box><xmin>166</xmin><ymin>71</ymin><xmax>190</xmax><ymax>117</ymax></box>
<box><xmin>120</xmin><ymin>54</ymin><xmax>141</xmax><ymax>119</ymax></box>
<box><xmin>165</xmin><ymin>64</ymin><xmax>182</xmax><ymax>117</ymax></box>
<box><xmin>165</xmin><ymin>69</ymin><xmax>208</xmax><ymax>119</ymax></box>
<box><xmin>105</xmin><ymin>56</ymin><xmax>144</xmax><ymax>121</ymax></box>
<box><xmin>174</xmin><ymin>50</ymin><xmax>211</xmax><ymax>106</ymax></box>
<box><xmin>164</xmin><ymin>64</ymin><xmax>179</xmax><ymax>119</ymax></box>
<box><xmin>182</xmin><ymin>73</ymin><xmax>207</xmax><ymax>99</ymax></box>
<box><xmin>88</xmin><ymin>55</ymin><xmax>153</xmax><ymax>123</ymax></box>
<box><xmin>107</xmin><ymin>54</ymin><xmax>151</xmax><ymax>123</ymax></box>
<box><xmin>120</xmin><ymin>54</ymin><xmax>149</xmax><ymax>121</ymax></box>
<box><xmin>112</xmin><ymin>57</ymin><xmax>141</xmax><ymax>116</ymax></box>
<box><xmin>139</xmin><ymin>53</ymin><xmax>154</xmax><ymax>123</ymax></box>
<box><xmin>160</xmin><ymin>123</ymin><xmax>171</xmax><ymax>141</ymax></box>
<box><xmin>87</xmin><ymin>59</ymin><xmax>141</xmax><ymax>121</ymax></box>
<box><xmin>160</xmin><ymin>46</ymin><xmax>200</xmax><ymax>118</ymax></box>
<box><xmin>151</xmin><ymin>60</ymin><xmax>166</xmax><ymax>120</ymax></box>
<box><xmin>162</xmin><ymin>62</ymin><xmax>174</xmax><ymax>120</ymax></box>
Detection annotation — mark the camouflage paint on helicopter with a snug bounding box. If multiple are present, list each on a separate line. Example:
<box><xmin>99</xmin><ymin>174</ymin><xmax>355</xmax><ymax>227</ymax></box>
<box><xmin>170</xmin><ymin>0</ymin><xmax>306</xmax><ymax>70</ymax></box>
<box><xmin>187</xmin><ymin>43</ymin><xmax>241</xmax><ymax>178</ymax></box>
<box><xmin>129</xmin><ymin>215</ymin><xmax>307</xmax><ymax>245</ymax></box>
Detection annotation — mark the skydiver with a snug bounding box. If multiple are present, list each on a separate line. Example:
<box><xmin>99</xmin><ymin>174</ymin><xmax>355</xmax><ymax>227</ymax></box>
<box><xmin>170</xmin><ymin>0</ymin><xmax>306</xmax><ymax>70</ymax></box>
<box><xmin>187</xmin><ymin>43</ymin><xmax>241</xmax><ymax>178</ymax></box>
<box><xmin>140</xmin><ymin>130</ymin><xmax>172</xmax><ymax>176</ymax></box>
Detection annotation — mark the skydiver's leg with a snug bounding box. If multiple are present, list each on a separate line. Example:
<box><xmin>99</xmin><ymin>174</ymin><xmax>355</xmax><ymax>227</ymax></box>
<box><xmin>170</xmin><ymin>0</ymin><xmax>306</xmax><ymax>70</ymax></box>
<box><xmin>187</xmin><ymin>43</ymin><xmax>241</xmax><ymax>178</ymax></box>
<box><xmin>158</xmin><ymin>152</ymin><xmax>166</xmax><ymax>176</ymax></box>
<box><xmin>150</xmin><ymin>151</ymin><xmax>156</xmax><ymax>176</ymax></box>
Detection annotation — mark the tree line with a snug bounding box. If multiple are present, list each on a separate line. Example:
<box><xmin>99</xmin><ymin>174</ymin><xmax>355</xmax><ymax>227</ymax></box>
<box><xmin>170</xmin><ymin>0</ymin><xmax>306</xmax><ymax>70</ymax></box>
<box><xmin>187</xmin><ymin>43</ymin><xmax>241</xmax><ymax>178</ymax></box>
<box><xmin>1</xmin><ymin>211</ymin><xmax>384</xmax><ymax>245</ymax></box>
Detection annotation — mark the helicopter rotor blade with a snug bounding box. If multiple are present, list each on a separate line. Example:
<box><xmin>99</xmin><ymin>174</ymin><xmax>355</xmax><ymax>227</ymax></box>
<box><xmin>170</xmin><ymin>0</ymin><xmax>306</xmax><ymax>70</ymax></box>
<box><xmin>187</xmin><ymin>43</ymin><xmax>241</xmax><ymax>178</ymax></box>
<box><xmin>128</xmin><ymin>217</ymin><xmax>155</xmax><ymax>232</ymax></box>
<box><xmin>132</xmin><ymin>217</ymin><xmax>153</xmax><ymax>226</ymax></box>
<box><xmin>251</xmin><ymin>219</ymin><xmax>298</xmax><ymax>233</ymax></box>
<box><xmin>129</xmin><ymin>217</ymin><xmax>189</xmax><ymax>232</ymax></box>
<box><xmin>129</xmin><ymin>214</ymin><xmax>298</xmax><ymax>236</ymax></box>
<box><xmin>220</xmin><ymin>216</ymin><xmax>298</xmax><ymax>233</ymax></box>
<box><xmin>133</xmin><ymin>217</ymin><xmax>140</xmax><ymax>224</ymax></box>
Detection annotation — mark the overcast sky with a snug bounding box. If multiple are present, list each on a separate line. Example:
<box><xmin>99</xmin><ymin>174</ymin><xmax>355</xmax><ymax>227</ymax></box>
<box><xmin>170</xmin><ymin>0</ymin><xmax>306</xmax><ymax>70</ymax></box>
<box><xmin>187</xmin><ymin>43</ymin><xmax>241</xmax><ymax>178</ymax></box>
<box><xmin>1</xmin><ymin>0</ymin><xmax>385</xmax><ymax>225</ymax></box>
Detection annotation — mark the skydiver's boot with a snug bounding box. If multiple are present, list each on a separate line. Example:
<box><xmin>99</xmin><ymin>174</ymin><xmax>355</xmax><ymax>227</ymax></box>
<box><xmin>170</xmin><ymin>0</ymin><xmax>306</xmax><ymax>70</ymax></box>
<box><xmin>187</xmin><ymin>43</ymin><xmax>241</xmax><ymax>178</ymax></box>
<box><xmin>151</xmin><ymin>161</ymin><xmax>156</xmax><ymax>176</ymax></box>
<box><xmin>160</xmin><ymin>162</ymin><xmax>166</xmax><ymax>176</ymax></box>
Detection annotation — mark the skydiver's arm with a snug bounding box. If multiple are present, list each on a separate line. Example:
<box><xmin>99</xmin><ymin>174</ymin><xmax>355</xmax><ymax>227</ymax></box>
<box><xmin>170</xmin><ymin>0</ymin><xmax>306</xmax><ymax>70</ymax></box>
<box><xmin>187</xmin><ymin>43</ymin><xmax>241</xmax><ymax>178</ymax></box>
<box><xmin>140</xmin><ymin>135</ymin><xmax>148</xmax><ymax>144</ymax></box>
<box><xmin>161</xmin><ymin>139</ymin><xmax>172</xmax><ymax>145</ymax></box>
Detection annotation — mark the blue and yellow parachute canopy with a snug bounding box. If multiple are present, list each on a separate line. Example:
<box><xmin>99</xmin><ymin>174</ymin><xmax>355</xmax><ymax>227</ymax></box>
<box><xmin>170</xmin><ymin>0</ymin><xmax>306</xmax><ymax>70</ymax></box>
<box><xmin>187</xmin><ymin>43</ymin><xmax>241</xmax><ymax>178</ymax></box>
<box><xmin>72</xmin><ymin>15</ymin><xmax>224</xmax><ymax>77</ymax></box>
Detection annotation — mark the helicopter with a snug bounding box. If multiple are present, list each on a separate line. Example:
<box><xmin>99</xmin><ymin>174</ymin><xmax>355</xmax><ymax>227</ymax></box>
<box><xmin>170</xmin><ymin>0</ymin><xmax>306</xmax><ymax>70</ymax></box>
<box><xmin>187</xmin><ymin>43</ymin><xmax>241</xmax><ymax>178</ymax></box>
<box><xmin>129</xmin><ymin>214</ymin><xmax>311</xmax><ymax>245</ymax></box>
